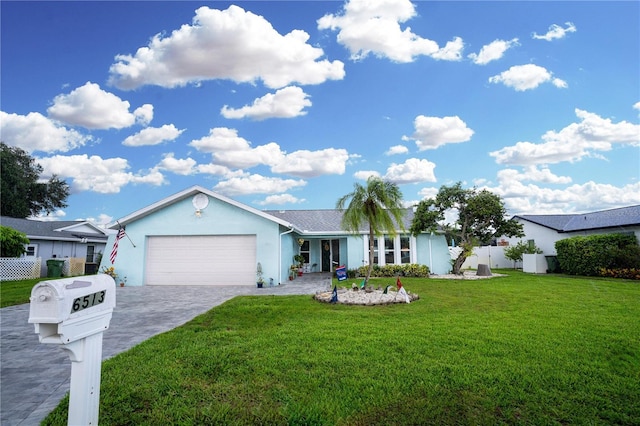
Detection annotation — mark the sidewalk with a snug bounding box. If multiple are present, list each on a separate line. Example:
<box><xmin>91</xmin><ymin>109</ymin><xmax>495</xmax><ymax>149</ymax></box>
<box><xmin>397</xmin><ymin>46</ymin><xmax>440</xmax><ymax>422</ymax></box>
<box><xmin>1</xmin><ymin>274</ymin><xmax>332</xmax><ymax>426</ymax></box>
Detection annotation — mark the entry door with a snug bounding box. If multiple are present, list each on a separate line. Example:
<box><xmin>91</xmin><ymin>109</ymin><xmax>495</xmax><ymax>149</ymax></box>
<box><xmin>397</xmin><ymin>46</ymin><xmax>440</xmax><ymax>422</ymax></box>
<box><xmin>321</xmin><ymin>239</ymin><xmax>340</xmax><ymax>272</ymax></box>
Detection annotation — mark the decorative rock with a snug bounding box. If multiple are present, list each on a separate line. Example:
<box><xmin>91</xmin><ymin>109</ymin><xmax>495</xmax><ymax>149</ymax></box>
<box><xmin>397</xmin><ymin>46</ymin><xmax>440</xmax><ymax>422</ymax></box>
<box><xmin>477</xmin><ymin>264</ymin><xmax>492</xmax><ymax>276</ymax></box>
<box><xmin>313</xmin><ymin>288</ymin><xmax>420</xmax><ymax>305</ymax></box>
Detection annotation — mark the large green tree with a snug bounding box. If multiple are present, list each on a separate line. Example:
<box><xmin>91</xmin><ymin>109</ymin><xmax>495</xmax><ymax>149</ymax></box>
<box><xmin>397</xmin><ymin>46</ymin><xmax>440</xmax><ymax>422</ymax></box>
<box><xmin>336</xmin><ymin>176</ymin><xmax>406</xmax><ymax>284</ymax></box>
<box><xmin>1</xmin><ymin>142</ymin><xmax>70</xmax><ymax>218</ymax></box>
<box><xmin>410</xmin><ymin>182</ymin><xmax>524</xmax><ymax>275</ymax></box>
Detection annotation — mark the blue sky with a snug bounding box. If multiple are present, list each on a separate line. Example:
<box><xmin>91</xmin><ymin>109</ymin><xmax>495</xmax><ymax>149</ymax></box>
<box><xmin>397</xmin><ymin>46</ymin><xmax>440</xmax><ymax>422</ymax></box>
<box><xmin>2</xmin><ymin>0</ymin><xmax>638</xmax><ymax>226</ymax></box>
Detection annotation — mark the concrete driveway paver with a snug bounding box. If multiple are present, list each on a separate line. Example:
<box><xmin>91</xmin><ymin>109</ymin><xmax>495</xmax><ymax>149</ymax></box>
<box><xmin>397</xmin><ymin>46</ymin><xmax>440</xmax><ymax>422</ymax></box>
<box><xmin>1</xmin><ymin>275</ymin><xmax>331</xmax><ymax>426</ymax></box>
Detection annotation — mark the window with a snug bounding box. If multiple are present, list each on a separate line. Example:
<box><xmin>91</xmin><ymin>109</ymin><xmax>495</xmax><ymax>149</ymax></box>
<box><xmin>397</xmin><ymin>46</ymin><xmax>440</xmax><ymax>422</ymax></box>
<box><xmin>365</xmin><ymin>235</ymin><xmax>413</xmax><ymax>265</ymax></box>
<box><xmin>400</xmin><ymin>237</ymin><xmax>411</xmax><ymax>264</ymax></box>
<box><xmin>373</xmin><ymin>238</ymin><xmax>379</xmax><ymax>265</ymax></box>
<box><xmin>24</xmin><ymin>244</ymin><xmax>38</xmax><ymax>257</ymax></box>
<box><xmin>86</xmin><ymin>245</ymin><xmax>96</xmax><ymax>263</ymax></box>
<box><xmin>384</xmin><ymin>237</ymin><xmax>394</xmax><ymax>264</ymax></box>
<box><xmin>299</xmin><ymin>240</ymin><xmax>310</xmax><ymax>264</ymax></box>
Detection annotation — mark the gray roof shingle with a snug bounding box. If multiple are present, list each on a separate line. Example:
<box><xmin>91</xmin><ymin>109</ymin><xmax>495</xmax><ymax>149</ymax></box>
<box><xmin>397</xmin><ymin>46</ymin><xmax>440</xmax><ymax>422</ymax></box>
<box><xmin>265</xmin><ymin>209</ymin><xmax>416</xmax><ymax>234</ymax></box>
<box><xmin>515</xmin><ymin>205</ymin><xmax>640</xmax><ymax>233</ymax></box>
<box><xmin>0</xmin><ymin>217</ymin><xmax>108</xmax><ymax>241</ymax></box>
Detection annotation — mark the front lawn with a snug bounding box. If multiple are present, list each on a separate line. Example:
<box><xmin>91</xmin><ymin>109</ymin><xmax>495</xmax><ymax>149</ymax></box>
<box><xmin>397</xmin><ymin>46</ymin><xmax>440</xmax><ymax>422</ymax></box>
<box><xmin>43</xmin><ymin>271</ymin><xmax>640</xmax><ymax>425</ymax></box>
<box><xmin>0</xmin><ymin>278</ymin><xmax>45</xmax><ymax>307</ymax></box>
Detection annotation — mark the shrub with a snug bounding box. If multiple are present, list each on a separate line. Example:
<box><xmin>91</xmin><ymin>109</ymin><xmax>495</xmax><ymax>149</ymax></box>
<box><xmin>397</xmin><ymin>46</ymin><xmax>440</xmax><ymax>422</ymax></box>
<box><xmin>349</xmin><ymin>263</ymin><xmax>430</xmax><ymax>278</ymax></box>
<box><xmin>556</xmin><ymin>233</ymin><xmax>640</xmax><ymax>276</ymax></box>
<box><xmin>597</xmin><ymin>268</ymin><xmax>640</xmax><ymax>280</ymax></box>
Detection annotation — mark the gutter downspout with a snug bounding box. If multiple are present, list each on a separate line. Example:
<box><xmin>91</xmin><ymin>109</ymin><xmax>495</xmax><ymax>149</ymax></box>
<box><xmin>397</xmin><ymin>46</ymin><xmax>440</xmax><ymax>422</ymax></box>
<box><xmin>279</xmin><ymin>226</ymin><xmax>295</xmax><ymax>285</ymax></box>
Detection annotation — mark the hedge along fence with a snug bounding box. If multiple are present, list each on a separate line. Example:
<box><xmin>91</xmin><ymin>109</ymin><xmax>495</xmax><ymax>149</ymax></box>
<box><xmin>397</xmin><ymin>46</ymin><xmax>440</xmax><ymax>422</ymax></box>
<box><xmin>555</xmin><ymin>233</ymin><xmax>640</xmax><ymax>277</ymax></box>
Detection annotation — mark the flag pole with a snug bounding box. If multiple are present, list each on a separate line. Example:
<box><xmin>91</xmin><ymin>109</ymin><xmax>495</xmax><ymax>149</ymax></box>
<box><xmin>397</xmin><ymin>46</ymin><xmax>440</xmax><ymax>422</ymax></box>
<box><xmin>116</xmin><ymin>221</ymin><xmax>136</xmax><ymax>248</ymax></box>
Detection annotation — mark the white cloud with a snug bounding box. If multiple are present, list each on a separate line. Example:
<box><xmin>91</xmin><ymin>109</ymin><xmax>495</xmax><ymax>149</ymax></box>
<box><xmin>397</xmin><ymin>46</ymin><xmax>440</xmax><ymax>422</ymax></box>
<box><xmin>221</xmin><ymin>86</ymin><xmax>312</xmax><ymax>120</ymax></box>
<box><xmin>633</xmin><ymin>101</ymin><xmax>640</xmax><ymax>112</ymax></box>
<box><xmin>489</xmin><ymin>64</ymin><xmax>567</xmax><ymax>91</ymax></box>
<box><xmin>497</xmin><ymin>166</ymin><xmax>572</xmax><ymax>185</ymax></box>
<box><xmin>385</xmin><ymin>145</ymin><xmax>409</xmax><ymax>155</ymax></box>
<box><xmin>47</xmin><ymin>82</ymin><xmax>153</xmax><ymax>129</ymax></box>
<box><xmin>196</xmin><ymin>163</ymin><xmax>233</xmax><ymax>176</ymax></box>
<box><xmin>109</xmin><ymin>5</ymin><xmax>344</xmax><ymax>90</ymax></box>
<box><xmin>213</xmin><ymin>173</ymin><xmax>306</xmax><ymax>196</ymax></box>
<box><xmin>156</xmin><ymin>153</ymin><xmax>197</xmax><ymax>175</ymax></box>
<box><xmin>354</xmin><ymin>170</ymin><xmax>381</xmax><ymax>180</ymax></box>
<box><xmin>190</xmin><ymin>127</ymin><xmax>350</xmax><ymax>177</ymax></box>
<box><xmin>318</xmin><ymin>0</ymin><xmax>463</xmax><ymax>63</ymax></box>
<box><xmin>36</xmin><ymin>154</ymin><xmax>165</xmax><ymax>194</ymax></box>
<box><xmin>402</xmin><ymin>115</ymin><xmax>474</xmax><ymax>150</ymax></box>
<box><xmin>271</xmin><ymin>148</ymin><xmax>349</xmax><ymax>178</ymax></box>
<box><xmin>468</xmin><ymin>38</ymin><xmax>519</xmax><ymax>65</ymax></box>
<box><xmin>532</xmin><ymin>22</ymin><xmax>577</xmax><ymax>41</ymax></box>
<box><xmin>383</xmin><ymin>158</ymin><xmax>436</xmax><ymax>184</ymax></box>
<box><xmin>122</xmin><ymin>124</ymin><xmax>184</xmax><ymax>147</ymax></box>
<box><xmin>257</xmin><ymin>194</ymin><xmax>306</xmax><ymax>205</ymax></box>
<box><xmin>490</xmin><ymin>176</ymin><xmax>640</xmax><ymax>215</ymax></box>
<box><xmin>0</xmin><ymin>111</ymin><xmax>91</xmax><ymax>153</ymax></box>
<box><xmin>490</xmin><ymin>109</ymin><xmax>640</xmax><ymax>165</ymax></box>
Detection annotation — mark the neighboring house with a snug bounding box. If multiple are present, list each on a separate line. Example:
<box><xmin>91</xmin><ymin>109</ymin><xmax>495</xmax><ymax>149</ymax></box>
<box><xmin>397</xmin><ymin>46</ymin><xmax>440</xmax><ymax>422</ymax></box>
<box><xmin>504</xmin><ymin>205</ymin><xmax>640</xmax><ymax>255</ymax></box>
<box><xmin>1</xmin><ymin>216</ymin><xmax>109</xmax><ymax>277</ymax></box>
<box><xmin>100</xmin><ymin>186</ymin><xmax>450</xmax><ymax>287</ymax></box>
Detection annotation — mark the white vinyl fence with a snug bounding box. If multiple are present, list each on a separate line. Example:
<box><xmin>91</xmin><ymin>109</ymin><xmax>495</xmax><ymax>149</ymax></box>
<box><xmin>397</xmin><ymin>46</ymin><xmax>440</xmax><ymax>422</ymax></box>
<box><xmin>0</xmin><ymin>257</ymin><xmax>42</xmax><ymax>281</ymax></box>
<box><xmin>456</xmin><ymin>246</ymin><xmax>519</xmax><ymax>270</ymax></box>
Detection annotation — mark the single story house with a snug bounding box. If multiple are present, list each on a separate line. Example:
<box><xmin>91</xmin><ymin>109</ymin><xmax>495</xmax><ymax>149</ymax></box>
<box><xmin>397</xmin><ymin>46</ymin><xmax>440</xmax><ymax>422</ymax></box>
<box><xmin>504</xmin><ymin>205</ymin><xmax>640</xmax><ymax>255</ymax></box>
<box><xmin>1</xmin><ymin>216</ymin><xmax>109</xmax><ymax>277</ymax></box>
<box><xmin>100</xmin><ymin>186</ymin><xmax>450</xmax><ymax>287</ymax></box>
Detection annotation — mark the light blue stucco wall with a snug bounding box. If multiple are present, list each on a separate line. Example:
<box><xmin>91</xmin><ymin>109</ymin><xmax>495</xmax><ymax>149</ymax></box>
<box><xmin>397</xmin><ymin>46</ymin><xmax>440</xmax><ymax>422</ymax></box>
<box><xmin>100</xmin><ymin>194</ymin><xmax>282</xmax><ymax>286</ymax></box>
<box><xmin>415</xmin><ymin>233</ymin><xmax>450</xmax><ymax>274</ymax></box>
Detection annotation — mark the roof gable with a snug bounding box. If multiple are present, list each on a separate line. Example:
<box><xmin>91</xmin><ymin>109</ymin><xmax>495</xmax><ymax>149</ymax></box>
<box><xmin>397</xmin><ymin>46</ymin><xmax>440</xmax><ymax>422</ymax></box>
<box><xmin>516</xmin><ymin>205</ymin><xmax>640</xmax><ymax>233</ymax></box>
<box><xmin>111</xmin><ymin>185</ymin><xmax>299</xmax><ymax>230</ymax></box>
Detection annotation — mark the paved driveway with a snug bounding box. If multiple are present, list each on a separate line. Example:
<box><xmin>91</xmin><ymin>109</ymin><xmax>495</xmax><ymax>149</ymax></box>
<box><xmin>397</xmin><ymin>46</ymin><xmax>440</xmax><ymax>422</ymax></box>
<box><xmin>1</xmin><ymin>276</ymin><xmax>331</xmax><ymax>426</ymax></box>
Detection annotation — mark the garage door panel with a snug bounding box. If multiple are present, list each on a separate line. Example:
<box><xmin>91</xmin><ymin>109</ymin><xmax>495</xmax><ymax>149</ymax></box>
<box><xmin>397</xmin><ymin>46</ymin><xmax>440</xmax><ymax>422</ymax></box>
<box><xmin>146</xmin><ymin>235</ymin><xmax>256</xmax><ymax>285</ymax></box>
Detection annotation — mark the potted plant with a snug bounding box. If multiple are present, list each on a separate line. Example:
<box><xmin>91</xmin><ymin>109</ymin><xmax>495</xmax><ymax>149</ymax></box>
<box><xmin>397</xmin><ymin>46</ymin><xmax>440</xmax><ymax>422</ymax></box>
<box><xmin>119</xmin><ymin>276</ymin><xmax>127</xmax><ymax>287</ymax></box>
<box><xmin>289</xmin><ymin>265</ymin><xmax>296</xmax><ymax>280</ymax></box>
<box><xmin>293</xmin><ymin>254</ymin><xmax>305</xmax><ymax>276</ymax></box>
<box><xmin>256</xmin><ymin>262</ymin><xmax>264</xmax><ymax>288</ymax></box>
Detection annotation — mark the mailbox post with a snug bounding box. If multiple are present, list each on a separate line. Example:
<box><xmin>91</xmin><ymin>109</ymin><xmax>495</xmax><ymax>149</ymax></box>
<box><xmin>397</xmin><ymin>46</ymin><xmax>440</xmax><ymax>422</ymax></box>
<box><xmin>28</xmin><ymin>275</ymin><xmax>116</xmax><ymax>425</ymax></box>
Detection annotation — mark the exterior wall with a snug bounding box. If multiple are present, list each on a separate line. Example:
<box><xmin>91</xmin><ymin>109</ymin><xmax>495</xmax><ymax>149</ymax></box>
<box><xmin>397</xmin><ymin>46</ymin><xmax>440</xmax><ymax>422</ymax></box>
<box><xmin>100</xmin><ymin>195</ymin><xmax>281</xmax><ymax>286</ymax></box>
<box><xmin>504</xmin><ymin>220</ymin><xmax>640</xmax><ymax>256</ymax></box>
<box><xmin>414</xmin><ymin>233</ymin><xmax>450</xmax><ymax>275</ymax></box>
<box><xmin>24</xmin><ymin>239</ymin><xmax>105</xmax><ymax>277</ymax></box>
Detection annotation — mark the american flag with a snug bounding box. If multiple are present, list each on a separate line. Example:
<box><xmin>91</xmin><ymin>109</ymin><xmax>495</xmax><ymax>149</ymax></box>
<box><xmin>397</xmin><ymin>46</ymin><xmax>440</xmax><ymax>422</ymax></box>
<box><xmin>109</xmin><ymin>227</ymin><xmax>126</xmax><ymax>264</ymax></box>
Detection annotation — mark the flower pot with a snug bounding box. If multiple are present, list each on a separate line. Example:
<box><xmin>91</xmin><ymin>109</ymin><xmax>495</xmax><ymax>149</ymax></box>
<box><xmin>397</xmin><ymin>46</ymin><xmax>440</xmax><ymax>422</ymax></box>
<box><xmin>120</xmin><ymin>282</ymin><xmax>124</xmax><ymax>287</ymax></box>
<box><xmin>257</xmin><ymin>282</ymin><xmax>263</xmax><ymax>288</ymax></box>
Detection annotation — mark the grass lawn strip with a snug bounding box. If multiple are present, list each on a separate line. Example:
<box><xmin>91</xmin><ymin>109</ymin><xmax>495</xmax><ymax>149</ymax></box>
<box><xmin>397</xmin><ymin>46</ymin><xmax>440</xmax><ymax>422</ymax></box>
<box><xmin>31</xmin><ymin>272</ymin><xmax>640</xmax><ymax>424</ymax></box>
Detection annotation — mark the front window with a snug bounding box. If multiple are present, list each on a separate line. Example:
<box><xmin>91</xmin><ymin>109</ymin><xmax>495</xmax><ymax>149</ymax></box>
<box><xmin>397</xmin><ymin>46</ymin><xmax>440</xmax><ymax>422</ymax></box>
<box><xmin>384</xmin><ymin>237</ymin><xmax>394</xmax><ymax>264</ymax></box>
<box><xmin>400</xmin><ymin>237</ymin><xmax>411</xmax><ymax>264</ymax></box>
<box><xmin>366</xmin><ymin>235</ymin><xmax>413</xmax><ymax>265</ymax></box>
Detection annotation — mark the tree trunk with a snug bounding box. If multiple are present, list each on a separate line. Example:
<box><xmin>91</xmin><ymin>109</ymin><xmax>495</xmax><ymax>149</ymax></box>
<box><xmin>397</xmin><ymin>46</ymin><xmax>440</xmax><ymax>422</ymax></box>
<box><xmin>452</xmin><ymin>253</ymin><xmax>466</xmax><ymax>275</ymax></box>
<box><xmin>366</xmin><ymin>224</ymin><xmax>374</xmax><ymax>284</ymax></box>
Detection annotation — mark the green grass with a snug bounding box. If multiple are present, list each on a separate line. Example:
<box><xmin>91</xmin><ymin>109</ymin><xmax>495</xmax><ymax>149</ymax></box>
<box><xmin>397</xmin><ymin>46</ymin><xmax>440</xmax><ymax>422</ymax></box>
<box><xmin>41</xmin><ymin>271</ymin><xmax>640</xmax><ymax>425</ymax></box>
<box><xmin>0</xmin><ymin>278</ymin><xmax>46</xmax><ymax>307</ymax></box>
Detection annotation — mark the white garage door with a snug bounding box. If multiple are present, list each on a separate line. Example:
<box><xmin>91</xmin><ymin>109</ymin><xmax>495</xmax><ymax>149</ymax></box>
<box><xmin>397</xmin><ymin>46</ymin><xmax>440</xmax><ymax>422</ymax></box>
<box><xmin>145</xmin><ymin>235</ymin><xmax>256</xmax><ymax>286</ymax></box>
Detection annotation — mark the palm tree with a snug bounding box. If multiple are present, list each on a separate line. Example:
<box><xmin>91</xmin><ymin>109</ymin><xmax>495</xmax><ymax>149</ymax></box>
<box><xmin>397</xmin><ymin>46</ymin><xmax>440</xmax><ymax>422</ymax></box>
<box><xmin>336</xmin><ymin>176</ymin><xmax>406</xmax><ymax>284</ymax></box>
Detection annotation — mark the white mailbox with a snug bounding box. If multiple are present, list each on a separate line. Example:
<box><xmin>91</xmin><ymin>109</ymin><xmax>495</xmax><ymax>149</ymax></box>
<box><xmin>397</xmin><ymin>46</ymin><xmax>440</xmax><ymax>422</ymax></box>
<box><xmin>28</xmin><ymin>274</ymin><xmax>116</xmax><ymax>426</ymax></box>
<box><xmin>29</xmin><ymin>274</ymin><xmax>116</xmax><ymax>344</ymax></box>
